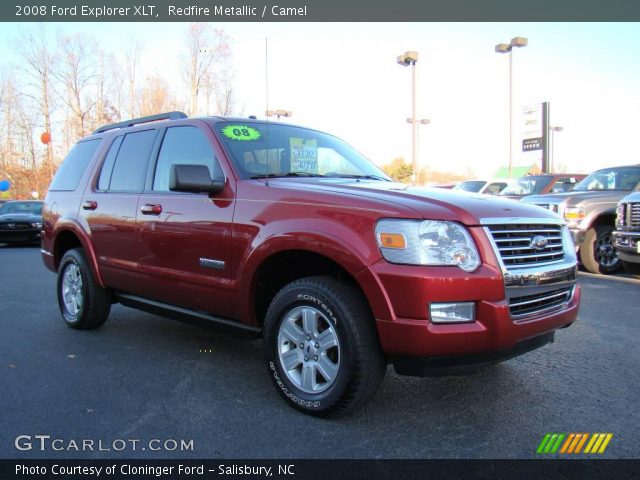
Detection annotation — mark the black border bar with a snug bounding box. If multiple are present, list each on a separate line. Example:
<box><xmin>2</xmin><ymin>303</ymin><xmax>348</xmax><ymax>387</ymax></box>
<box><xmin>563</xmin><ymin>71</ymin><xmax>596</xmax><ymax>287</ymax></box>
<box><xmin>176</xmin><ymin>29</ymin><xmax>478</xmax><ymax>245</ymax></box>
<box><xmin>4</xmin><ymin>0</ymin><xmax>640</xmax><ymax>22</ymax></box>
<box><xmin>2</xmin><ymin>459</ymin><xmax>640</xmax><ymax>480</ymax></box>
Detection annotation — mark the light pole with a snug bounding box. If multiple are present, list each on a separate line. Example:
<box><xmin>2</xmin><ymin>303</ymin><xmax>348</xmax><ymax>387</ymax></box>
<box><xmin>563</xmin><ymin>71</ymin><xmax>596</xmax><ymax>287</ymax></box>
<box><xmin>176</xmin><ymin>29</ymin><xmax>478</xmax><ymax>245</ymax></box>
<box><xmin>495</xmin><ymin>37</ymin><xmax>528</xmax><ymax>178</ymax></box>
<box><xmin>549</xmin><ymin>126</ymin><xmax>564</xmax><ymax>172</ymax></box>
<box><xmin>407</xmin><ymin>118</ymin><xmax>430</xmax><ymax>183</ymax></box>
<box><xmin>397</xmin><ymin>51</ymin><xmax>419</xmax><ymax>184</ymax></box>
<box><xmin>266</xmin><ymin>109</ymin><xmax>292</xmax><ymax>120</ymax></box>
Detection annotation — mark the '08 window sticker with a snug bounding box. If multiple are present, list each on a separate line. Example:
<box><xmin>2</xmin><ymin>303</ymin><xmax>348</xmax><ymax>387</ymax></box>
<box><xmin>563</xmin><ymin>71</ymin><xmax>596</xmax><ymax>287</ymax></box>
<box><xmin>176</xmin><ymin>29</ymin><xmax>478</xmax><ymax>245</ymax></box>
<box><xmin>221</xmin><ymin>125</ymin><xmax>262</xmax><ymax>141</ymax></box>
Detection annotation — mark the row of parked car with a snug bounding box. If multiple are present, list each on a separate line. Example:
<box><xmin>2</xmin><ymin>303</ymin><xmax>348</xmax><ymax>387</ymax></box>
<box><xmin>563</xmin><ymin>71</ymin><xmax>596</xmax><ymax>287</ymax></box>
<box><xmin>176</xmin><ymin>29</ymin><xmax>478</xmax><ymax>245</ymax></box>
<box><xmin>444</xmin><ymin>165</ymin><xmax>640</xmax><ymax>276</ymax></box>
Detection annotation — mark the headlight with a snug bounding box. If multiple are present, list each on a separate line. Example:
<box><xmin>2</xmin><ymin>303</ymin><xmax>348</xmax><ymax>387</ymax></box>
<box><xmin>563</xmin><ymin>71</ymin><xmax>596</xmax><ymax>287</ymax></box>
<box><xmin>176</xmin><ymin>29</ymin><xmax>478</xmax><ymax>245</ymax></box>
<box><xmin>563</xmin><ymin>206</ymin><xmax>585</xmax><ymax>224</ymax></box>
<box><xmin>30</xmin><ymin>222</ymin><xmax>42</xmax><ymax>229</ymax></box>
<box><xmin>616</xmin><ymin>204</ymin><xmax>626</xmax><ymax>228</ymax></box>
<box><xmin>375</xmin><ymin>219</ymin><xmax>481</xmax><ymax>272</ymax></box>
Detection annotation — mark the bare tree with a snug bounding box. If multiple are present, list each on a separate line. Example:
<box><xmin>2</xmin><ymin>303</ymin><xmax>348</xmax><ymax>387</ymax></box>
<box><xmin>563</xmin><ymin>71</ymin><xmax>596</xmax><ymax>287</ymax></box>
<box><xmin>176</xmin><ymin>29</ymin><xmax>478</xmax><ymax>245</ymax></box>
<box><xmin>53</xmin><ymin>33</ymin><xmax>99</xmax><ymax>139</ymax></box>
<box><xmin>15</xmin><ymin>25</ymin><xmax>56</xmax><ymax>182</ymax></box>
<box><xmin>138</xmin><ymin>75</ymin><xmax>177</xmax><ymax>117</ymax></box>
<box><xmin>214</xmin><ymin>69</ymin><xmax>235</xmax><ymax>116</ymax></box>
<box><xmin>107</xmin><ymin>53</ymin><xmax>125</xmax><ymax>121</ymax></box>
<box><xmin>183</xmin><ymin>23</ymin><xmax>230</xmax><ymax>116</ymax></box>
<box><xmin>124</xmin><ymin>37</ymin><xmax>141</xmax><ymax>118</ymax></box>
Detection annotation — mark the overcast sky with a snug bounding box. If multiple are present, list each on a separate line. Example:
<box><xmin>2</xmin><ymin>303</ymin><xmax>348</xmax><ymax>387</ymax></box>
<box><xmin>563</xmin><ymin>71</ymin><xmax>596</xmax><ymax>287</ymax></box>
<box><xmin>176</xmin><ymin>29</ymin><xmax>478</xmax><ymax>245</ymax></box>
<box><xmin>2</xmin><ymin>22</ymin><xmax>639</xmax><ymax>177</ymax></box>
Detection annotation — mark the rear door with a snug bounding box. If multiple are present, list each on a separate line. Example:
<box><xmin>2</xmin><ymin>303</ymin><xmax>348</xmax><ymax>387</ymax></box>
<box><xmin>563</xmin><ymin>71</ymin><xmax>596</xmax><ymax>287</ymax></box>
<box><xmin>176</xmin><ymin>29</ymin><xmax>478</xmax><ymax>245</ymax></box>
<box><xmin>81</xmin><ymin>128</ymin><xmax>159</xmax><ymax>293</ymax></box>
<box><xmin>134</xmin><ymin>122</ymin><xmax>236</xmax><ymax>318</ymax></box>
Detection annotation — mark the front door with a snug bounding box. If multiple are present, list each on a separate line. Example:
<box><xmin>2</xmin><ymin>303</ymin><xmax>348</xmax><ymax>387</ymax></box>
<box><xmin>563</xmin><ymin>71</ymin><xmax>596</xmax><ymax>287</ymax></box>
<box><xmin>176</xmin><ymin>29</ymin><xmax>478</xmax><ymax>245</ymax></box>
<box><xmin>134</xmin><ymin>123</ymin><xmax>236</xmax><ymax>318</ymax></box>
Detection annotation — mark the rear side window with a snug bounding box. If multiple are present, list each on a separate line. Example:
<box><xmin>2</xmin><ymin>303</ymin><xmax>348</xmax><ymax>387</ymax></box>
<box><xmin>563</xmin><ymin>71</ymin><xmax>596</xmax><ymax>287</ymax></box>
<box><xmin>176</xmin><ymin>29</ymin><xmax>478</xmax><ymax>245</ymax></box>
<box><xmin>153</xmin><ymin>126</ymin><xmax>221</xmax><ymax>191</ymax></box>
<box><xmin>97</xmin><ymin>136</ymin><xmax>124</xmax><ymax>190</ymax></box>
<box><xmin>49</xmin><ymin>139</ymin><xmax>101</xmax><ymax>191</ymax></box>
<box><xmin>103</xmin><ymin>130</ymin><xmax>157</xmax><ymax>192</ymax></box>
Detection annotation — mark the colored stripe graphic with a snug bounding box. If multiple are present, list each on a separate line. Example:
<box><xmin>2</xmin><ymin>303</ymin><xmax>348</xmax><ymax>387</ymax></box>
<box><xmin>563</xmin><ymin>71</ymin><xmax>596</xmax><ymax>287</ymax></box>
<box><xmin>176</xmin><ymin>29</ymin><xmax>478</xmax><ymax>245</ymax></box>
<box><xmin>539</xmin><ymin>433</ymin><xmax>613</xmax><ymax>454</ymax></box>
<box><xmin>585</xmin><ymin>433</ymin><xmax>613</xmax><ymax>454</ymax></box>
<box><xmin>537</xmin><ymin>433</ymin><xmax>565</xmax><ymax>454</ymax></box>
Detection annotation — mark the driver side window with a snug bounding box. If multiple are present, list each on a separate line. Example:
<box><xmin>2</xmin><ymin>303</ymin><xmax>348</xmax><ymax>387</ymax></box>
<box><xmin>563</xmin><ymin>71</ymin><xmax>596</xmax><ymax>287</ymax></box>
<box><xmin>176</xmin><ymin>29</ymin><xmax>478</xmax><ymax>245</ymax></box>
<box><xmin>153</xmin><ymin>126</ymin><xmax>222</xmax><ymax>191</ymax></box>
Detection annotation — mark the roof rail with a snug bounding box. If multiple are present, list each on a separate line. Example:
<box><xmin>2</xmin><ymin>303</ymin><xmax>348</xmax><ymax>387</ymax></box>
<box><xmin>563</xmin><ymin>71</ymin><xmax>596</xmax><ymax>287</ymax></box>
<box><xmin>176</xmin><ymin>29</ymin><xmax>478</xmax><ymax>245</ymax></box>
<box><xmin>92</xmin><ymin>111</ymin><xmax>188</xmax><ymax>134</ymax></box>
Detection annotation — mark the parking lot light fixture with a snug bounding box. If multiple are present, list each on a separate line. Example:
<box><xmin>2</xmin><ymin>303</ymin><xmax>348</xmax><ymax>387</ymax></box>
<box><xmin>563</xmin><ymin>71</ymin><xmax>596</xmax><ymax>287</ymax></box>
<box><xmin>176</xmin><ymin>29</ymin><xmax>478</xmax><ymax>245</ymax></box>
<box><xmin>266</xmin><ymin>110</ymin><xmax>292</xmax><ymax>120</ymax></box>
<box><xmin>495</xmin><ymin>37</ymin><xmax>528</xmax><ymax>178</ymax></box>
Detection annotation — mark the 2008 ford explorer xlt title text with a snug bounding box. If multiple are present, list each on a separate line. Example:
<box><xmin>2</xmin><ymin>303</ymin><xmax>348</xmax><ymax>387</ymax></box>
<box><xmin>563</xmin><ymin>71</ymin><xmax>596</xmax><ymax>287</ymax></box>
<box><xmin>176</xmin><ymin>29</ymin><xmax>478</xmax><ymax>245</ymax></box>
<box><xmin>41</xmin><ymin>112</ymin><xmax>580</xmax><ymax>416</ymax></box>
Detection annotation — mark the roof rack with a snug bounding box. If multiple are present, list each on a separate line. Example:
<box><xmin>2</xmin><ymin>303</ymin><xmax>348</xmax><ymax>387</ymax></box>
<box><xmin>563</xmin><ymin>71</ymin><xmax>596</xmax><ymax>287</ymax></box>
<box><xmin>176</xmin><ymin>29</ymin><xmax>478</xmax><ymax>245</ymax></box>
<box><xmin>93</xmin><ymin>111</ymin><xmax>188</xmax><ymax>134</ymax></box>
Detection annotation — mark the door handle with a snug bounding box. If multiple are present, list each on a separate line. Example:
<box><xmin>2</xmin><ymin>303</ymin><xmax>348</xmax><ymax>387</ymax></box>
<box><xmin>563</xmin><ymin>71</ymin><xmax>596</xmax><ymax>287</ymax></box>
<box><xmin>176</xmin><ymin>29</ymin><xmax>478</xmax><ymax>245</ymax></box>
<box><xmin>140</xmin><ymin>204</ymin><xmax>163</xmax><ymax>215</ymax></box>
<box><xmin>82</xmin><ymin>200</ymin><xmax>98</xmax><ymax>210</ymax></box>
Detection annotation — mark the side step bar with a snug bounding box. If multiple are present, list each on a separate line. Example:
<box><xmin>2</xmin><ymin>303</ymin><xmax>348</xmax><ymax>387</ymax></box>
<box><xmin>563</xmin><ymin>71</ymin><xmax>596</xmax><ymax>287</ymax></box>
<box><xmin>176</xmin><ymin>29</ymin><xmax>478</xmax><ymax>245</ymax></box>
<box><xmin>114</xmin><ymin>293</ymin><xmax>261</xmax><ymax>339</ymax></box>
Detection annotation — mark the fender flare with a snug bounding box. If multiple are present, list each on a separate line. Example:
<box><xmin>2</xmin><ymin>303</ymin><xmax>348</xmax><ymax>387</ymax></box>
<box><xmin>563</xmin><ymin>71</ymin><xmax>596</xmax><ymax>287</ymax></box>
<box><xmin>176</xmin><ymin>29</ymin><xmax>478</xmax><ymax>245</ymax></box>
<box><xmin>52</xmin><ymin>219</ymin><xmax>106</xmax><ymax>288</ymax></box>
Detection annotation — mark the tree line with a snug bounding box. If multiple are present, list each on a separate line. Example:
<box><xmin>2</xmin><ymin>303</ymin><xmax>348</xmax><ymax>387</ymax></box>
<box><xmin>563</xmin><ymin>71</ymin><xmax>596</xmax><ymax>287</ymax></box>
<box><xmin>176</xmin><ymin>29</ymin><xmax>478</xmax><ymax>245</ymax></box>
<box><xmin>0</xmin><ymin>23</ymin><xmax>235</xmax><ymax>200</ymax></box>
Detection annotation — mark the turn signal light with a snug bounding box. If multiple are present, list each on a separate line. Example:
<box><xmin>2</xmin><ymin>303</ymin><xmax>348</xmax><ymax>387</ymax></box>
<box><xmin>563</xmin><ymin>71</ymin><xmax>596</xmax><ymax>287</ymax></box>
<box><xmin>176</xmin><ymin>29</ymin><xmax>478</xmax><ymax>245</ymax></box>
<box><xmin>378</xmin><ymin>233</ymin><xmax>406</xmax><ymax>249</ymax></box>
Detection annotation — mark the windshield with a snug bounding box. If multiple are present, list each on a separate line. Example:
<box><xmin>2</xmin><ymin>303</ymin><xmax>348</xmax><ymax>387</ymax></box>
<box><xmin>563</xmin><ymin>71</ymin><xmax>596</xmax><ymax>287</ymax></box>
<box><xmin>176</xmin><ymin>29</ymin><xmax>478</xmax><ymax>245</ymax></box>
<box><xmin>453</xmin><ymin>181</ymin><xmax>486</xmax><ymax>192</ymax></box>
<box><xmin>500</xmin><ymin>176</ymin><xmax>553</xmax><ymax>196</ymax></box>
<box><xmin>573</xmin><ymin>167</ymin><xmax>640</xmax><ymax>192</ymax></box>
<box><xmin>0</xmin><ymin>201</ymin><xmax>43</xmax><ymax>215</ymax></box>
<box><xmin>214</xmin><ymin>122</ymin><xmax>390</xmax><ymax>181</ymax></box>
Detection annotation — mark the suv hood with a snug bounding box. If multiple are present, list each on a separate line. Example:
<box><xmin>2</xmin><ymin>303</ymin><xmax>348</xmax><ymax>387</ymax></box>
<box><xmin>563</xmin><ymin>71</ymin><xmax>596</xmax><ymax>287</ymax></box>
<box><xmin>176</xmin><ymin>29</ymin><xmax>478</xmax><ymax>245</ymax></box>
<box><xmin>268</xmin><ymin>179</ymin><xmax>560</xmax><ymax>226</ymax></box>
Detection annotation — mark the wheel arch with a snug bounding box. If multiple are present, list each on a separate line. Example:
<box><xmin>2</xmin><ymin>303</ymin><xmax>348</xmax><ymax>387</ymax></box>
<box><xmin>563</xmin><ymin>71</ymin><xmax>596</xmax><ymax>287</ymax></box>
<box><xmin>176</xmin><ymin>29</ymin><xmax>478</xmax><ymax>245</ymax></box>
<box><xmin>52</xmin><ymin>224</ymin><xmax>105</xmax><ymax>288</ymax></box>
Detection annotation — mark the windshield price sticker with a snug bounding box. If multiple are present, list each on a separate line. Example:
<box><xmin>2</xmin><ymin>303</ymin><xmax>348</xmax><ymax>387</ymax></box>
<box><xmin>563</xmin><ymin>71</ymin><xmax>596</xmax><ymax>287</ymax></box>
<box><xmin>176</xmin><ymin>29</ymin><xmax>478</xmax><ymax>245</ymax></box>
<box><xmin>290</xmin><ymin>138</ymin><xmax>318</xmax><ymax>172</ymax></box>
<box><xmin>221</xmin><ymin>125</ymin><xmax>262</xmax><ymax>141</ymax></box>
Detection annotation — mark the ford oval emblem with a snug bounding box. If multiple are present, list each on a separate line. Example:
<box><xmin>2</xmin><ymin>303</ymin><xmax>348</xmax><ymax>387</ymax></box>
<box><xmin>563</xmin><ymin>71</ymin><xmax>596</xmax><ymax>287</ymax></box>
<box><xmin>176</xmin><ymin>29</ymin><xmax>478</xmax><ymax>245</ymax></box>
<box><xmin>530</xmin><ymin>235</ymin><xmax>548</xmax><ymax>251</ymax></box>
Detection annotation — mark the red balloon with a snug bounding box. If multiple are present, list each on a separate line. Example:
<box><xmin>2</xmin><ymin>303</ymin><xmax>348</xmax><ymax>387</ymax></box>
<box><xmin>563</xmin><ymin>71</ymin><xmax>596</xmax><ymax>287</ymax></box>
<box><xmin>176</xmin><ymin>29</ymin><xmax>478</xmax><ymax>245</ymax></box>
<box><xmin>40</xmin><ymin>132</ymin><xmax>51</xmax><ymax>144</ymax></box>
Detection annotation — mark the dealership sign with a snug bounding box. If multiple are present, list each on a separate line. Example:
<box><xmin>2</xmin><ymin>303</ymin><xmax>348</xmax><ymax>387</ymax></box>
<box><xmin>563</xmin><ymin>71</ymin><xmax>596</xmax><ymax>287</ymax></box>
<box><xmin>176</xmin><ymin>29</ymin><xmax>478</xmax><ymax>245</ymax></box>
<box><xmin>522</xmin><ymin>103</ymin><xmax>544</xmax><ymax>151</ymax></box>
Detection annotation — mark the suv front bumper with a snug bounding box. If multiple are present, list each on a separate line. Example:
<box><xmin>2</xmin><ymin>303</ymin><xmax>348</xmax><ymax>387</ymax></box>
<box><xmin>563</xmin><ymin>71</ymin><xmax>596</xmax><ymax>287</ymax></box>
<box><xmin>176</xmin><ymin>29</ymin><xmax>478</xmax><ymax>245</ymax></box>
<box><xmin>391</xmin><ymin>331</ymin><xmax>556</xmax><ymax>376</ymax></box>
<box><xmin>358</xmin><ymin>232</ymin><xmax>580</xmax><ymax>376</ymax></box>
<box><xmin>613</xmin><ymin>230</ymin><xmax>640</xmax><ymax>264</ymax></box>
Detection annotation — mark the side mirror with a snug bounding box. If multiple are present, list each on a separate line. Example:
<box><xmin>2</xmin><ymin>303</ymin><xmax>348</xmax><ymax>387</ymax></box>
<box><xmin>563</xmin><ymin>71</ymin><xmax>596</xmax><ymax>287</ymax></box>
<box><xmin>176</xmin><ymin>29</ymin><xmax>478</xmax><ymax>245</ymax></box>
<box><xmin>169</xmin><ymin>164</ymin><xmax>225</xmax><ymax>194</ymax></box>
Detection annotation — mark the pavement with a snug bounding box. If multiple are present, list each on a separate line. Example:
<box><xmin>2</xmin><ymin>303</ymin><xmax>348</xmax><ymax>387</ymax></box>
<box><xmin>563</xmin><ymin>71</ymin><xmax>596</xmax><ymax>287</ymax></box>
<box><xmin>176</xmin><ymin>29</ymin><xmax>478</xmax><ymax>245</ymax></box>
<box><xmin>0</xmin><ymin>244</ymin><xmax>638</xmax><ymax>459</ymax></box>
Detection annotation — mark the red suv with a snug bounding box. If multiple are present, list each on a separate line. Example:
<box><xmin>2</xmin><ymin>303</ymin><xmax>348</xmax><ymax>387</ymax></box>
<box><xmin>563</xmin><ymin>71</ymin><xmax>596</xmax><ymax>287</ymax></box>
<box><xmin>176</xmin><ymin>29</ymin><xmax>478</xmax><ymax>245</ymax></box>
<box><xmin>42</xmin><ymin>112</ymin><xmax>580</xmax><ymax>416</ymax></box>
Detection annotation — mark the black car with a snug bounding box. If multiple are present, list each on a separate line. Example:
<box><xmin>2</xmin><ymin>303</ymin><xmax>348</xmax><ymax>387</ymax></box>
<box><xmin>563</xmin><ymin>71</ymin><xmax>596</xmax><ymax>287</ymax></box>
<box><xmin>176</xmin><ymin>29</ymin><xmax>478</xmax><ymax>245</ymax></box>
<box><xmin>0</xmin><ymin>200</ymin><xmax>44</xmax><ymax>245</ymax></box>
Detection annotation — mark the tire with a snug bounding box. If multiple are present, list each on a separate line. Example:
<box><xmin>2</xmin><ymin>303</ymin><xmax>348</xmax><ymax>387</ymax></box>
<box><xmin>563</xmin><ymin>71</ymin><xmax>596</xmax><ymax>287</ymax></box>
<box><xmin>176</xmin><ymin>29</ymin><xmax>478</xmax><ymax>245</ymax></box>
<box><xmin>263</xmin><ymin>276</ymin><xmax>386</xmax><ymax>417</ymax></box>
<box><xmin>622</xmin><ymin>260</ymin><xmax>640</xmax><ymax>278</ymax></box>
<box><xmin>580</xmin><ymin>225</ymin><xmax>621</xmax><ymax>274</ymax></box>
<box><xmin>57</xmin><ymin>248</ymin><xmax>111</xmax><ymax>329</ymax></box>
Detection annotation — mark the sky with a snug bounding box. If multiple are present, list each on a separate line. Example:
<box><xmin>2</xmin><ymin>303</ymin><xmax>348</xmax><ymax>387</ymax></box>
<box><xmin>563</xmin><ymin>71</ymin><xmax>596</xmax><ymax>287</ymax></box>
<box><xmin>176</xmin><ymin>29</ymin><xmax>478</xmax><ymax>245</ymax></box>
<box><xmin>1</xmin><ymin>22</ymin><xmax>639</xmax><ymax>178</ymax></box>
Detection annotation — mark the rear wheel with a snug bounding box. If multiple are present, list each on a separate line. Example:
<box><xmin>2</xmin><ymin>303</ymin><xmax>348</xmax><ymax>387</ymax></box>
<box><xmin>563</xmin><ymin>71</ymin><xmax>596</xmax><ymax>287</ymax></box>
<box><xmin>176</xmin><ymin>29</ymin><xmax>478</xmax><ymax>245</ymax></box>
<box><xmin>264</xmin><ymin>276</ymin><xmax>385</xmax><ymax>417</ymax></box>
<box><xmin>57</xmin><ymin>248</ymin><xmax>111</xmax><ymax>329</ymax></box>
<box><xmin>622</xmin><ymin>260</ymin><xmax>640</xmax><ymax>278</ymax></box>
<box><xmin>580</xmin><ymin>225</ymin><xmax>620</xmax><ymax>274</ymax></box>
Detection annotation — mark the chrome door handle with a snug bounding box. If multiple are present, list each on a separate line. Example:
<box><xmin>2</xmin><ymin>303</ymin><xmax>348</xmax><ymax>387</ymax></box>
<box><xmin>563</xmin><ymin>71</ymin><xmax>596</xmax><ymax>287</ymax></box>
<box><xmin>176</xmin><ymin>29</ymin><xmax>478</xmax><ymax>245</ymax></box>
<box><xmin>140</xmin><ymin>204</ymin><xmax>163</xmax><ymax>215</ymax></box>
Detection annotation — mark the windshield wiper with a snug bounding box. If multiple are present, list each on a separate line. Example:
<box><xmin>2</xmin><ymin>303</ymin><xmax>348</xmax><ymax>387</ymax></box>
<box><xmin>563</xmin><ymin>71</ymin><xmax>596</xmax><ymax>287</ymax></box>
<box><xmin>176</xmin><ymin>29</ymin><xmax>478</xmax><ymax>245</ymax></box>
<box><xmin>329</xmin><ymin>174</ymin><xmax>391</xmax><ymax>182</ymax></box>
<box><xmin>250</xmin><ymin>172</ymin><xmax>326</xmax><ymax>179</ymax></box>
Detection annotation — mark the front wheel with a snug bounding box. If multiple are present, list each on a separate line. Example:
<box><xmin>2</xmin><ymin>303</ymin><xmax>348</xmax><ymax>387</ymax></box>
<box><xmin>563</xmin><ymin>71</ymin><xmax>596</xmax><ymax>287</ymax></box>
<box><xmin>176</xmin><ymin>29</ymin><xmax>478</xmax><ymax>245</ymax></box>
<box><xmin>580</xmin><ymin>225</ymin><xmax>621</xmax><ymax>274</ymax></box>
<box><xmin>57</xmin><ymin>248</ymin><xmax>111</xmax><ymax>329</ymax></box>
<box><xmin>263</xmin><ymin>277</ymin><xmax>385</xmax><ymax>417</ymax></box>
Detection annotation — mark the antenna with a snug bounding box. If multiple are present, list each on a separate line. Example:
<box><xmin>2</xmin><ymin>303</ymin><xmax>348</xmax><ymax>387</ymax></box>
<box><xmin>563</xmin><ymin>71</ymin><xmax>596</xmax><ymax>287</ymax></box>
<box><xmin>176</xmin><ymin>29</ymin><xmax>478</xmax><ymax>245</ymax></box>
<box><xmin>264</xmin><ymin>37</ymin><xmax>270</xmax><ymax>187</ymax></box>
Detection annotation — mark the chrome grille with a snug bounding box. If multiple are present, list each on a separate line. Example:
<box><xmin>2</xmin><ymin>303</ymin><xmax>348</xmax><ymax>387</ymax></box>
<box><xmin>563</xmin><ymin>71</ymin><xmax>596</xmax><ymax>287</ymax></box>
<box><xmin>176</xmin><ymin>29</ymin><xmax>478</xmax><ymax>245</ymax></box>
<box><xmin>487</xmin><ymin>224</ymin><xmax>565</xmax><ymax>268</ymax></box>
<box><xmin>509</xmin><ymin>287</ymin><xmax>573</xmax><ymax>318</ymax></box>
<box><xmin>0</xmin><ymin>222</ymin><xmax>31</xmax><ymax>231</ymax></box>
<box><xmin>630</xmin><ymin>203</ymin><xmax>640</xmax><ymax>229</ymax></box>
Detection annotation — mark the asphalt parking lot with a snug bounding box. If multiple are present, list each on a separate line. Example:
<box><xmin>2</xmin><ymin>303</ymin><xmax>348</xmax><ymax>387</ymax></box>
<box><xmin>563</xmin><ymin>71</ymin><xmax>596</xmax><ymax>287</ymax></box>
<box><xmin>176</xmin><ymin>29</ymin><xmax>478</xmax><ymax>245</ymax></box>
<box><xmin>1</xmin><ymin>245</ymin><xmax>638</xmax><ymax>459</ymax></box>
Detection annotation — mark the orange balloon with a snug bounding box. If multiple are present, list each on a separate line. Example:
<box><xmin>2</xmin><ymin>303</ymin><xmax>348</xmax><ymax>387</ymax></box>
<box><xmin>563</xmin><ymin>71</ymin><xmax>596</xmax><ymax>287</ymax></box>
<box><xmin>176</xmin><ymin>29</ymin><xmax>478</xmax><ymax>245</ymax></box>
<box><xmin>40</xmin><ymin>132</ymin><xmax>51</xmax><ymax>144</ymax></box>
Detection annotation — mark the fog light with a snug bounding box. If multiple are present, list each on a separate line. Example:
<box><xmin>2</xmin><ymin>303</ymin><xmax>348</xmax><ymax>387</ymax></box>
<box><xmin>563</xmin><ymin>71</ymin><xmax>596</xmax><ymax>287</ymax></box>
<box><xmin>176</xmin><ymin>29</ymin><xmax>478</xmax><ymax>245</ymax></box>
<box><xmin>429</xmin><ymin>302</ymin><xmax>475</xmax><ymax>323</ymax></box>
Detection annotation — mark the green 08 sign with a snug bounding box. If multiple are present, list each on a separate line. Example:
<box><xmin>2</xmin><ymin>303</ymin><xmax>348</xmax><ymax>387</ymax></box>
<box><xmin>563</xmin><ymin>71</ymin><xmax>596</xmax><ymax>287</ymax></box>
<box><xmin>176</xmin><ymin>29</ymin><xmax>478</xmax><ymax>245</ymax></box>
<box><xmin>221</xmin><ymin>125</ymin><xmax>262</xmax><ymax>141</ymax></box>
